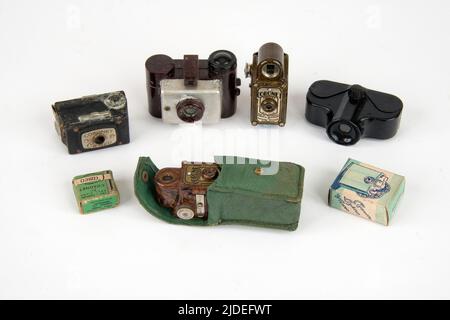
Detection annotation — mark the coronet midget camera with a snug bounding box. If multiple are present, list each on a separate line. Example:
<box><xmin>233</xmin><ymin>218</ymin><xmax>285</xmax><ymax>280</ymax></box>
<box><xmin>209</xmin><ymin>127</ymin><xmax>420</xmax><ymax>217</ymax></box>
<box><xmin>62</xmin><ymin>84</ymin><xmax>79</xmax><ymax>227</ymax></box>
<box><xmin>135</xmin><ymin>156</ymin><xmax>305</xmax><ymax>231</ymax></box>
<box><xmin>145</xmin><ymin>50</ymin><xmax>241</xmax><ymax>124</ymax></box>
<box><xmin>52</xmin><ymin>91</ymin><xmax>130</xmax><ymax>154</ymax></box>
<box><xmin>154</xmin><ymin>161</ymin><xmax>220</xmax><ymax>220</ymax></box>
<box><xmin>245</xmin><ymin>42</ymin><xmax>289</xmax><ymax>126</ymax></box>
<box><xmin>305</xmin><ymin>80</ymin><xmax>403</xmax><ymax>146</ymax></box>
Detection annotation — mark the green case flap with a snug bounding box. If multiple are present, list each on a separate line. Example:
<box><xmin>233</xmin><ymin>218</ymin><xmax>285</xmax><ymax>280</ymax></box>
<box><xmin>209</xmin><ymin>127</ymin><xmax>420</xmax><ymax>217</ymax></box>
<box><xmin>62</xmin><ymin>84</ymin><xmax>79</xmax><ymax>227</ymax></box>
<box><xmin>134</xmin><ymin>156</ymin><xmax>305</xmax><ymax>231</ymax></box>
<box><xmin>211</xmin><ymin>156</ymin><xmax>303</xmax><ymax>201</ymax></box>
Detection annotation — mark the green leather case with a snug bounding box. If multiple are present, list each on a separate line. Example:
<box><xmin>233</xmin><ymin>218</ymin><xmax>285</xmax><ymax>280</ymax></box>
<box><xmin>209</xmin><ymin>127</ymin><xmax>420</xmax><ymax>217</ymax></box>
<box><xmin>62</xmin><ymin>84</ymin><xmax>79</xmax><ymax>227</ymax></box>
<box><xmin>134</xmin><ymin>156</ymin><xmax>305</xmax><ymax>231</ymax></box>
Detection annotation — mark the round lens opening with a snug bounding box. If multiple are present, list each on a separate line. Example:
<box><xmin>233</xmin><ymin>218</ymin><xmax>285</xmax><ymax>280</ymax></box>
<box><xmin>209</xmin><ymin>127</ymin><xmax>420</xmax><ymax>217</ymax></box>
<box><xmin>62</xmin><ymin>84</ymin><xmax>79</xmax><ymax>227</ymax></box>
<box><xmin>208</xmin><ymin>50</ymin><xmax>236</xmax><ymax>71</ymax></box>
<box><xmin>176</xmin><ymin>207</ymin><xmax>195</xmax><ymax>220</ymax></box>
<box><xmin>262</xmin><ymin>99</ymin><xmax>277</xmax><ymax>113</ymax></box>
<box><xmin>176</xmin><ymin>98</ymin><xmax>205</xmax><ymax>123</ymax></box>
<box><xmin>338</xmin><ymin>123</ymin><xmax>352</xmax><ymax>134</ymax></box>
<box><xmin>94</xmin><ymin>135</ymin><xmax>105</xmax><ymax>145</ymax></box>
<box><xmin>214</xmin><ymin>54</ymin><xmax>231</xmax><ymax>66</ymax></box>
<box><xmin>183</xmin><ymin>105</ymin><xmax>199</xmax><ymax>117</ymax></box>
<box><xmin>327</xmin><ymin>121</ymin><xmax>361</xmax><ymax>146</ymax></box>
<box><xmin>161</xmin><ymin>174</ymin><xmax>174</xmax><ymax>182</ymax></box>
<box><xmin>261</xmin><ymin>63</ymin><xmax>280</xmax><ymax>79</ymax></box>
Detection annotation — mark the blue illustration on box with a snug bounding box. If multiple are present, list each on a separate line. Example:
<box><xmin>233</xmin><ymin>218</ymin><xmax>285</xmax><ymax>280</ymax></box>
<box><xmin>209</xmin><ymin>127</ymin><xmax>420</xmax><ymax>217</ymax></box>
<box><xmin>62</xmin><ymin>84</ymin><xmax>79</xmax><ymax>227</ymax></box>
<box><xmin>334</xmin><ymin>194</ymin><xmax>371</xmax><ymax>219</ymax></box>
<box><xmin>334</xmin><ymin>163</ymin><xmax>391</xmax><ymax>199</ymax></box>
<box><xmin>359</xmin><ymin>174</ymin><xmax>391</xmax><ymax>198</ymax></box>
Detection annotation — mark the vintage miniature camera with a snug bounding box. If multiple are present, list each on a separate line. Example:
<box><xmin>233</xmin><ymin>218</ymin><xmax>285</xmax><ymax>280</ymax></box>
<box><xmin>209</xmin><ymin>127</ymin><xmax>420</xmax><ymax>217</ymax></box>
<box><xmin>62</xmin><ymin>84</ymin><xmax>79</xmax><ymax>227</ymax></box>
<box><xmin>52</xmin><ymin>91</ymin><xmax>130</xmax><ymax>154</ymax></box>
<box><xmin>305</xmin><ymin>80</ymin><xmax>403</xmax><ymax>146</ymax></box>
<box><xmin>245</xmin><ymin>43</ymin><xmax>289</xmax><ymax>126</ymax></box>
<box><xmin>145</xmin><ymin>50</ymin><xmax>241</xmax><ymax>124</ymax></box>
<box><xmin>136</xmin><ymin>156</ymin><xmax>305</xmax><ymax>231</ymax></box>
<box><xmin>154</xmin><ymin>161</ymin><xmax>220</xmax><ymax>220</ymax></box>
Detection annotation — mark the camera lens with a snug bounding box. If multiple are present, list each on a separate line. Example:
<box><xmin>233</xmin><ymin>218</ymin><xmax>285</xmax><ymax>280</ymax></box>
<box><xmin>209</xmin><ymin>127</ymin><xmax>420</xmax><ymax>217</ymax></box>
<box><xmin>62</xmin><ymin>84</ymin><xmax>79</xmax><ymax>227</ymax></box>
<box><xmin>326</xmin><ymin>121</ymin><xmax>361</xmax><ymax>146</ymax></box>
<box><xmin>183</xmin><ymin>106</ymin><xmax>198</xmax><ymax>116</ymax></box>
<box><xmin>94</xmin><ymin>135</ymin><xmax>105</xmax><ymax>145</ymax></box>
<box><xmin>215</xmin><ymin>55</ymin><xmax>230</xmax><ymax>66</ymax></box>
<box><xmin>208</xmin><ymin>50</ymin><xmax>237</xmax><ymax>72</ymax></box>
<box><xmin>176</xmin><ymin>98</ymin><xmax>205</xmax><ymax>123</ymax></box>
<box><xmin>261</xmin><ymin>99</ymin><xmax>277</xmax><ymax>113</ymax></box>
<box><xmin>261</xmin><ymin>62</ymin><xmax>280</xmax><ymax>79</ymax></box>
<box><xmin>161</xmin><ymin>174</ymin><xmax>174</xmax><ymax>182</ymax></box>
<box><xmin>176</xmin><ymin>206</ymin><xmax>195</xmax><ymax>220</ymax></box>
<box><xmin>155</xmin><ymin>168</ymin><xmax>180</xmax><ymax>186</ymax></box>
<box><xmin>338</xmin><ymin>123</ymin><xmax>352</xmax><ymax>134</ymax></box>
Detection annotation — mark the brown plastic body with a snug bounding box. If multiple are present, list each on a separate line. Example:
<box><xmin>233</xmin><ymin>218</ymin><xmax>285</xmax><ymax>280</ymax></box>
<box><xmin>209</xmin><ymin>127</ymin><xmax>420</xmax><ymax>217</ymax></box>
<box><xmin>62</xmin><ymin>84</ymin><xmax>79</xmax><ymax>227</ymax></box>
<box><xmin>248</xmin><ymin>43</ymin><xmax>289</xmax><ymax>126</ymax></box>
<box><xmin>145</xmin><ymin>52</ymin><xmax>240</xmax><ymax>119</ymax></box>
<box><xmin>154</xmin><ymin>162</ymin><xmax>220</xmax><ymax>219</ymax></box>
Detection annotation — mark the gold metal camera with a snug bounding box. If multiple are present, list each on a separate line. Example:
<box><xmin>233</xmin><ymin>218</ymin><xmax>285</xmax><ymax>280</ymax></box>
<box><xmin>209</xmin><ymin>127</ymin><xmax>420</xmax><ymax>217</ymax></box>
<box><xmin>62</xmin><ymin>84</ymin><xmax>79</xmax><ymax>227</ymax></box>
<box><xmin>245</xmin><ymin>43</ymin><xmax>288</xmax><ymax>126</ymax></box>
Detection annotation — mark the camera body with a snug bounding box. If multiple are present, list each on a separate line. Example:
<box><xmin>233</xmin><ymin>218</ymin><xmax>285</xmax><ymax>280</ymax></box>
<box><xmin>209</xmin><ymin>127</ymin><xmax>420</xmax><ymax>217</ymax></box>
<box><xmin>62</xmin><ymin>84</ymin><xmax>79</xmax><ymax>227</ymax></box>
<box><xmin>145</xmin><ymin>51</ymin><xmax>241</xmax><ymax>124</ymax></box>
<box><xmin>245</xmin><ymin>43</ymin><xmax>289</xmax><ymax>126</ymax></box>
<box><xmin>305</xmin><ymin>80</ymin><xmax>403</xmax><ymax>146</ymax></box>
<box><xmin>52</xmin><ymin>91</ymin><xmax>130</xmax><ymax>154</ymax></box>
<box><xmin>154</xmin><ymin>161</ymin><xmax>220</xmax><ymax>220</ymax></box>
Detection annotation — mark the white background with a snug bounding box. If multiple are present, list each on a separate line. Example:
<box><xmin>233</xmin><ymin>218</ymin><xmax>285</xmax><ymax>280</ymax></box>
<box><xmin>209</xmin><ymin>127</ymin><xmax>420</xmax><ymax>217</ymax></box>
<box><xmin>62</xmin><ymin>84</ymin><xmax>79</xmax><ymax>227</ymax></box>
<box><xmin>0</xmin><ymin>0</ymin><xmax>449</xmax><ymax>299</ymax></box>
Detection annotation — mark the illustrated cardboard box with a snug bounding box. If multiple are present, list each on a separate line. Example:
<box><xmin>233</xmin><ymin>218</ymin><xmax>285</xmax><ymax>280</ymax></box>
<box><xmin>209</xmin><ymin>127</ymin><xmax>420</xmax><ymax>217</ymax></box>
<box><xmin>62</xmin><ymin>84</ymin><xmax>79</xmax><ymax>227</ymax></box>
<box><xmin>329</xmin><ymin>159</ymin><xmax>405</xmax><ymax>225</ymax></box>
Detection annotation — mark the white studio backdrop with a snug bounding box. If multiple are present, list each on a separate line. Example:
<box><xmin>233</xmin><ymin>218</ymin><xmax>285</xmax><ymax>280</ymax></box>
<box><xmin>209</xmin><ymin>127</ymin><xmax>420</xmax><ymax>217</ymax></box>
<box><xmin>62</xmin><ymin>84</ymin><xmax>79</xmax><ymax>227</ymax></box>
<box><xmin>0</xmin><ymin>0</ymin><xmax>449</xmax><ymax>299</ymax></box>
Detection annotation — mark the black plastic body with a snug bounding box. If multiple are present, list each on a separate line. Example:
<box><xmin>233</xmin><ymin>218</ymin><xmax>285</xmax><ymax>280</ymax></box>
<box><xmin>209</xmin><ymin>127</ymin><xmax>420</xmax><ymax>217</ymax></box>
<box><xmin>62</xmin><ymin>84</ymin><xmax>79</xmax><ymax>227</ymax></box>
<box><xmin>145</xmin><ymin>50</ymin><xmax>240</xmax><ymax>119</ymax></box>
<box><xmin>305</xmin><ymin>80</ymin><xmax>403</xmax><ymax>145</ymax></box>
<box><xmin>52</xmin><ymin>91</ymin><xmax>130</xmax><ymax>154</ymax></box>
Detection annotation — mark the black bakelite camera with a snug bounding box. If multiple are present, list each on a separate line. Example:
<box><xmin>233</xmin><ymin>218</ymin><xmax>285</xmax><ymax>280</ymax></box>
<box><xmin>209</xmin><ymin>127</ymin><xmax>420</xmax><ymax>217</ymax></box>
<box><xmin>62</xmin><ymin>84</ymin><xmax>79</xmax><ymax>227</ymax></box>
<box><xmin>52</xmin><ymin>91</ymin><xmax>130</xmax><ymax>154</ymax></box>
<box><xmin>145</xmin><ymin>50</ymin><xmax>241</xmax><ymax>124</ymax></box>
<box><xmin>305</xmin><ymin>80</ymin><xmax>403</xmax><ymax>146</ymax></box>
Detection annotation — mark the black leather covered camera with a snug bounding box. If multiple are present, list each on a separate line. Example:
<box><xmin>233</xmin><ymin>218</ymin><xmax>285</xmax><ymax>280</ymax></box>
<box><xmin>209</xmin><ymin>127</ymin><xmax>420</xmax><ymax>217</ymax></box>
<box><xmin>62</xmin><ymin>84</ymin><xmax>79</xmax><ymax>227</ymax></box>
<box><xmin>52</xmin><ymin>91</ymin><xmax>130</xmax><ymax>154</ymax></box>
<box><xmin>145</xmin><ymin>50</ymin><xmax>241</xmax><ymax>124</ymax></box>
<box><xmin>305</xmin><ymin>80</ymin><xmax>403</xmax><ymax>146</ymax></box>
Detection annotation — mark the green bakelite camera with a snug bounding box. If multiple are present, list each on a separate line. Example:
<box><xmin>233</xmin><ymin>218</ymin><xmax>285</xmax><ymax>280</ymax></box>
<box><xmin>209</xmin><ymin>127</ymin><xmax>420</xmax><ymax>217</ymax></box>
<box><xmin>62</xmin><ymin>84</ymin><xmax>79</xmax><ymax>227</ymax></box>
<box><xmin>134</xmin><ymin>156</ymin><xmax>305</xmax><ymax>231</ymax></box>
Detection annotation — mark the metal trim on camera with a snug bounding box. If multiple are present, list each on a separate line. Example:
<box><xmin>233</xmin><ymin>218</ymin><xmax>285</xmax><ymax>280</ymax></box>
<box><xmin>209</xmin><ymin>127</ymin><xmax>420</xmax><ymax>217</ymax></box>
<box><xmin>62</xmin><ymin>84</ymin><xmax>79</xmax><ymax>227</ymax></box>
<box><xmin>145</xmin><ymin>51</ymin><xmax>241</xmax><ymax>124</ymax></box>
<box><xmin>81</xmin><ymin>128</ymin><xmax>118</xmax><ymax>149</ymax></box>
<box><xmin>160</xmin><ymin>79</ymin><xmax>222</xmax><ymax>124</ymax></box>
<box><xmin>246</xmin><ymin>42</ymin><xmax>289</xmax><ymax>126</ymax></box>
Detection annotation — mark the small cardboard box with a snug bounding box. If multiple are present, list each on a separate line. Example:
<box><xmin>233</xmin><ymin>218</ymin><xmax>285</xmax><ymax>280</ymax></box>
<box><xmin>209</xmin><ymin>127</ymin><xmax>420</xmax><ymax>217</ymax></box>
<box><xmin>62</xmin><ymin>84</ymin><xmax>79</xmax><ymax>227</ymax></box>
<box><xmin>72</xmin><ymin>170</ymin><xmax>120</xmax><ymax>214</ymax></box>
<box><xmin>329</xmin><ymin>159</ymin><xmax>405</xmax><ymax>225</ymax></box>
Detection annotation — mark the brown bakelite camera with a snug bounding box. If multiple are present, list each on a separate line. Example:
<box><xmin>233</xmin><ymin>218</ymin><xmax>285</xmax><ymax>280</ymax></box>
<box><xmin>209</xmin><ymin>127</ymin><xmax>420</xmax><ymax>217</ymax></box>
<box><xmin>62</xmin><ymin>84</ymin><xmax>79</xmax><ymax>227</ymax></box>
<box><xmin>154</xmin><ymin>161</ymin><xmax>220</xmax><ymax>220</ymax></box>
<box><xmin>145</xmin><ymin>51</ymin><xmax>241</xmax><ymax>124</ymax></box>
<box><xmin>245</xmin><ymin>43</ymin><xmax>289</xmax><ymax>126</ymax></box>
